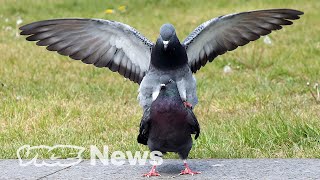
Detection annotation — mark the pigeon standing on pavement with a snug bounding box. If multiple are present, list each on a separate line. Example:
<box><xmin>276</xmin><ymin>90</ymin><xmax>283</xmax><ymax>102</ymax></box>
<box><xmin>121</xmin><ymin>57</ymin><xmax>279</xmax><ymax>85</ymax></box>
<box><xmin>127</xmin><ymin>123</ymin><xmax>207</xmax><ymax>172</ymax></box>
<box><xmin>20</xmin><ymin>8</ymin><xmax>303</xmax><ymax>176</ymax></box>
<box><xmin>138</xmin><ymin>79</ymin><xmax>200</xmax><ymax>176</ymax></box>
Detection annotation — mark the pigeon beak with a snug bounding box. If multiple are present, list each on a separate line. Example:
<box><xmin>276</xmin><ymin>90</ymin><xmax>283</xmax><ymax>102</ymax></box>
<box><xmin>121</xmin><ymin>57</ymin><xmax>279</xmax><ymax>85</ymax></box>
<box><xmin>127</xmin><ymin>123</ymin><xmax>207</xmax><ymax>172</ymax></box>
<box><xmin>163</xmin><ymin>41</ymin><xmax>169</xmax><ymax>50</ymax></box>
<box><xmin>160</xmin><ymin>84</ymin><xmax>166</xmax><ymax>89</ymax></box>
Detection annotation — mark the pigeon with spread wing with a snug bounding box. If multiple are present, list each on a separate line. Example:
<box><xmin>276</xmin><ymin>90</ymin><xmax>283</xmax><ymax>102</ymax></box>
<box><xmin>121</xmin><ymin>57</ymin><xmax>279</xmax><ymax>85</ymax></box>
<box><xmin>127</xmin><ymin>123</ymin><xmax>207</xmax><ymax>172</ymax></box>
<box><xmin>20</xmin><ymin>9</ymin><xmax>303</xmax><ymax>176</ymax></box>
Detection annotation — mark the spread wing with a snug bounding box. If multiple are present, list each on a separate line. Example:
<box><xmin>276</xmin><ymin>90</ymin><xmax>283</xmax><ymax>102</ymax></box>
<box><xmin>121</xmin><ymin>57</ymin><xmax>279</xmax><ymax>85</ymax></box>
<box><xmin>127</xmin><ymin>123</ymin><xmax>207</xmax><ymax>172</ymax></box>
<box><xmin>183</xmin><ymin>9</ymin><xmax>303</xmax><ymax>73</ymax></box>
<box><xmin>20</xmin><ymin>18</ymin><xmax>154</xmax><ymax>84</ymax></box>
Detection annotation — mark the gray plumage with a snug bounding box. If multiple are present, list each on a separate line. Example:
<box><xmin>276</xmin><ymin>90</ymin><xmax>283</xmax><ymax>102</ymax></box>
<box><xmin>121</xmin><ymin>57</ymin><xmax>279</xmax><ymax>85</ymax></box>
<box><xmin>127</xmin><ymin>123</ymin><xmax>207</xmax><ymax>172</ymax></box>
<box><xmin>183</xmin><ymin>9</ymin><xmax>304</xmax><ymax>73</ymax></box>
<box><xmin>20</xmin><ymin>19</ymin><xmax>153</xmax><ymax>83</ymax></box>
<box><xmin>19</xmin><ymin>9</ymin><xmax>303</xmax><ymax>110</ymax></box>
<box><xmin>137</xmin><ymin>79</ymin><xmax>200</xmax><ymax>159</ymax></box>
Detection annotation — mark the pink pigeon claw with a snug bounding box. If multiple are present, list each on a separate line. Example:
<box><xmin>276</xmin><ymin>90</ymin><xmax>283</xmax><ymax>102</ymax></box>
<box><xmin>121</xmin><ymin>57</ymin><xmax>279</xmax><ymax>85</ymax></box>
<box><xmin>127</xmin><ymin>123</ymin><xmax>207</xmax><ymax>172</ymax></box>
<box><xmin>179</xmin><ymin>162</ymin><xmax>201</xmax><ymax>176</ymax></box>
<box><xmin>183</xmin><ymin>101</ymin><xmax>193</xmax><ymax>109</ymax></box>
<box><xmin>143</xmin><ymin>165</ymin><xmax>161</xmax><ymax>177</ymax></box>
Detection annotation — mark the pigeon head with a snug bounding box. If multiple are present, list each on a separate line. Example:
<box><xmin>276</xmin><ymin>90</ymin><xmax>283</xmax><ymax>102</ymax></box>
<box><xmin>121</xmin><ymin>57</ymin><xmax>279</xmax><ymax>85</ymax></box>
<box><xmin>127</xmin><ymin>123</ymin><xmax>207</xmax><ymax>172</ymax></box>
<box><xmin>151</xmin><ymin>24</ymin><xmax>188</xmax><ymax>70</ymax></box>
<box><xmin>160</xmin><ymin>79</ymin><xmax>175</xmax><ymax>90</ymax></box>
<box><xmin>158</xmin><ymin>79</ymin><xmax>180</xmax><ymax>98</ymax></box>
<box><xmin>159</xmin><ymin>24</ymin><xmax>176</xmax><ymax>50</ymax></box>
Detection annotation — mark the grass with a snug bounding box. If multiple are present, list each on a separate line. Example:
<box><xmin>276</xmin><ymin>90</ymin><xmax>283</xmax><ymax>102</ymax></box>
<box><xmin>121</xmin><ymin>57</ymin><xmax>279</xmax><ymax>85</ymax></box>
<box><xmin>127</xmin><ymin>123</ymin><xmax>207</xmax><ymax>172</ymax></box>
<box><xmin>0</xmin><ymin>0</ymin><xmax>319</xmax><ymax>159</ymax></box>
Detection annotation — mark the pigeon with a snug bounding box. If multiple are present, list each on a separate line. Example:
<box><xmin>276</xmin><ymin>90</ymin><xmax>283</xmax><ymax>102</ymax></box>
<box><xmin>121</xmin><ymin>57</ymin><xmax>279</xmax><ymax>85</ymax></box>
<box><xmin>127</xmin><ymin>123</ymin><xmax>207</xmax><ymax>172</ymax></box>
<box><xmin>19</xmin><ymin>9</ymin><xmax>303</xmax><ymax>109</ymax></box>
<box><xmin>20</xmin><ymin>8</ymin><xmax>303</xmax><ymax>176</ymax></box>
<box><xmin>137</xmin><ymin>79</ymin><xmax>200</xmax><ymax>176</ymax></box>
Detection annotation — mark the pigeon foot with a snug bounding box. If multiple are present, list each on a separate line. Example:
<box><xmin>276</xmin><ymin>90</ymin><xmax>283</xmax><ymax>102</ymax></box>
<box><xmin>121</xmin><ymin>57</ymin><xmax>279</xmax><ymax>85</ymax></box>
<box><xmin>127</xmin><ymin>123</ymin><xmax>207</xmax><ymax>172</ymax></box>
<box><xmin>179</xmin><ymin>163</ymin><xmax>201</xmax><ymax>176</ymax></box>
<box><xmin>143</xmin><ymin>165</ymin><xmax>161</xmax><ymax>177</ymax></box>
<box><xmin>183</xmin><ymin>101</ymin><xmax>193</xmax><ymax>109</ymax></box>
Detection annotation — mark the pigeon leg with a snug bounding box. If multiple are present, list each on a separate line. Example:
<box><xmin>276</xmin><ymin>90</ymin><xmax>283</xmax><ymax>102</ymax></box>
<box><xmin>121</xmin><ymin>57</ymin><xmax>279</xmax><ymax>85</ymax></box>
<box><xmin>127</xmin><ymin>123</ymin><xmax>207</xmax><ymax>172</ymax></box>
<box><xmin>143</xmin><ymin>165</ymin><xmax>161</xmax><ymax>177</ymax></box>
<box><xmin>183</xmin><ymin>101</ymin><xmax>193</xmax><ymax>109</ymax></box>
<box><xmin>180</xmin><ymin>160</ymin><xmax>201</xmax><ymax>175</ymax></box>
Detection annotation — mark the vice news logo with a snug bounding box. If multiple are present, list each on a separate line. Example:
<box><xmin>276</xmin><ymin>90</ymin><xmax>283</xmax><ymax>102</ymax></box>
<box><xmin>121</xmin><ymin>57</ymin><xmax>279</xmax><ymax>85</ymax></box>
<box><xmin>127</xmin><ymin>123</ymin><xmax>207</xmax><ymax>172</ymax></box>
<box><xmin>17</xmin><ymin>145</ymin><xmax>163</xmax><ymax>167</ymax></box>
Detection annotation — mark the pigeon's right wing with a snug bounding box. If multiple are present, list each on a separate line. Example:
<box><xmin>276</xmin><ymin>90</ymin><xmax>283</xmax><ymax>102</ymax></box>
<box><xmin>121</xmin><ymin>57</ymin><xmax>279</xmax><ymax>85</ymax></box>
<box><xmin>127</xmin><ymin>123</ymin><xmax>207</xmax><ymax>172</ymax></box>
<box><xmin>183</xmin><ymin>9</ymin><xmax>303</xmax><ymax>73</ymax></box>
<box><xmin>20</xmin><ymin>19</ymin><xmax>154</xmax><ymax>84</ymax></box>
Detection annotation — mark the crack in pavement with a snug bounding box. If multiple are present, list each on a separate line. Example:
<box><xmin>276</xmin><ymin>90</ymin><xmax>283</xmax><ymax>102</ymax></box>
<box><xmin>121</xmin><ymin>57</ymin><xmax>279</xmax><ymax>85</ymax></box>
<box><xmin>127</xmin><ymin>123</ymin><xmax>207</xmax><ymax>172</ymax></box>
<box><xmin>36</xmin><ymin>160</ymin><xmax>85</xmax><ymax>180</ymax></box>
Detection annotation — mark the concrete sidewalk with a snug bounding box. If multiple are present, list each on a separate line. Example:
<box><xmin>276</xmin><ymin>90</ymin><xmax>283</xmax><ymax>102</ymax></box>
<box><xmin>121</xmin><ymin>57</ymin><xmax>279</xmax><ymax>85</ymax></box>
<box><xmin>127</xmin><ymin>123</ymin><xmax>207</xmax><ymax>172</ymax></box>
<box><xmin>1</xmin><ymin>159</ymin><xmax>320</xmax><ymax>179</ymax></box>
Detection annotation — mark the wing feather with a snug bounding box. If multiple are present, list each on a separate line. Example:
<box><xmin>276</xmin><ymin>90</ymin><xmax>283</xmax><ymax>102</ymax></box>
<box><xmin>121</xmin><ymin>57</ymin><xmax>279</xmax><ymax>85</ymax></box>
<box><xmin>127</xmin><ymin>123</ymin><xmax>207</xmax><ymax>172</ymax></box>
<box><xmin>183</xmin><ymin>9</ymin><xmax>303</xmax><ymax>73</ymax></box>
<box><xmin>20</xmin><ymin>18</ymin><xmax>154</xmax><ymax>83</ymax></box>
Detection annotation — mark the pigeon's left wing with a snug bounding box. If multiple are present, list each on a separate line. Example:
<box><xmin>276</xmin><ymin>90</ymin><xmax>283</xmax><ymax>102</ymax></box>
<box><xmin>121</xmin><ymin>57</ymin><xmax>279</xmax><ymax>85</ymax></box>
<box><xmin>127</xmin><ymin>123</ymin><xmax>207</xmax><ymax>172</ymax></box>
<box><xmin>186</xmin><ymin>107</ymin><xmax>200</xmax><ymax>139</ymax></box>
<box><xmin>137</xmin><ymin>108</ymin><xmax>151</xmax><ymax>145</ymax></box>
<box><xmin>183</xmin><ymin>9</ymin><xmax>303</xmax><ymax>73</ymax></box>
<box><xmin>20</xmin><ymin>19</ymin><xmax>154</xmax><ymax>84</ymax></box>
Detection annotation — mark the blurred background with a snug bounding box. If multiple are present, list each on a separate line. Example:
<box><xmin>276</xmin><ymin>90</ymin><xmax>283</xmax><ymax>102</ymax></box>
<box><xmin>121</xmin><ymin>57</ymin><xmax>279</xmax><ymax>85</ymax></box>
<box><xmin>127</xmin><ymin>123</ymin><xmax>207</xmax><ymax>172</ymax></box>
<box><xmin>0</xmin><ymin>0</ymin><xmax>319</xmax><ymax>159</ymax></box>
